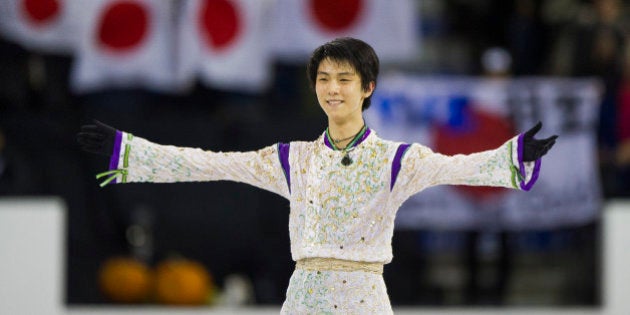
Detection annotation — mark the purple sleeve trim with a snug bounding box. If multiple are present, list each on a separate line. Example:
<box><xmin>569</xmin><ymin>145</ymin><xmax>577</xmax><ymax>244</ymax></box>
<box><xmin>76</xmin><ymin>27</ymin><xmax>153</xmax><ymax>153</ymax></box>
<box><xmin>107</xmin><ymin>131</ymin><xmax>123</xmax><ymax>185</ymax></box>
<box><xmin>517</xmin><ymin>133</ymin><xmax>542</xmax><ymax>191</ymax></box>
<box><xmin>390</xmin><ymin>143</ymin><xmax>411</xmax><ymax>191</ymax></box>
<box><xmin>278</xmin><ymin>142</ymin><xmax>291</xmax><ymax>193</ymax></box>
<box><xmin>520</xmin><ymin>159</ymin><xmax>542</xmax><ymax>191</ymax></box>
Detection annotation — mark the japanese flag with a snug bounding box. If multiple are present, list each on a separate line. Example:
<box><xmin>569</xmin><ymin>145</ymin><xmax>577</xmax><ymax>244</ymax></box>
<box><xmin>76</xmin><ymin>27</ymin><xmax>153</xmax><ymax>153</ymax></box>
<box><xmin>0</xmin><ymin>0</ymin><xmax>80</xmax><ymax>54</ymax></box>
<box><xmin>70</xmin><ymin>0</ymin><xmax>180</xmax><ymax>93</ymax></box>
<box><xmin>177</xmin><ymin>0</ymin><xmax>273</xmax><ymax>92</ymax></box>
<box><xmin>271</xmin><ymin>0</ymin><xmax>419</xmax><ymax>63</ymax></box>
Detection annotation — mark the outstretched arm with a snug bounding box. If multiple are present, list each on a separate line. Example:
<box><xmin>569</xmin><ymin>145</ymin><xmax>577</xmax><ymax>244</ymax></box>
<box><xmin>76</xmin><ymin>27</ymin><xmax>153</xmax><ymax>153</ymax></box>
<box><xmin>77</xmin><ymin>121</ymin><xmax>290</xmax><ymax>199</ymax></box>
<box><xmin>392</xmin><ymin>121</ymin><xmax>558</xmax><ymax>201</ymax></box>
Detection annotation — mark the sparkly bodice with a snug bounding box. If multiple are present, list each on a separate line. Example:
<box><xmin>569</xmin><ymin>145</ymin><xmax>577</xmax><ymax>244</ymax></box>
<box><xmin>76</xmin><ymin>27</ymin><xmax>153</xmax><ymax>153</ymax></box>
<box><xmin>103</xmin><ymin>129</ymin><xmax>538</xmax><ymax>264</ymax></box>
<box><xmin>288</xmin><ymin>134</ymin><xmax>397</xmax><ymax>263</ymax></box>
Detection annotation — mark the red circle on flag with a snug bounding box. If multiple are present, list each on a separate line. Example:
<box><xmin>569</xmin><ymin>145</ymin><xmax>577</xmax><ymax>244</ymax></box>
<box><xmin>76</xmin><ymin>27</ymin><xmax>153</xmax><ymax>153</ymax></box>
<box><xmin>309</xmin><ymin>0</ymin><xmax>364</xmax><ymax>32</ymax></box>
<box><xmin>97</xmin><ymin>1</ymin><xmax>149</xmax><ymax>52</ymax></box>
<box><xmin>433</xmin><ymin>107</ymin><xmax>514</xmax><ymax>201</ymax></box>
<box><xmin>21</xmin><ymin>0</ymin><xmax>61</xmax><ymax>26</ymax></box>
<box><xmin>199</xmin><ymin>0</ymin><xmax>241</xmax><ymax>51</ymax></box>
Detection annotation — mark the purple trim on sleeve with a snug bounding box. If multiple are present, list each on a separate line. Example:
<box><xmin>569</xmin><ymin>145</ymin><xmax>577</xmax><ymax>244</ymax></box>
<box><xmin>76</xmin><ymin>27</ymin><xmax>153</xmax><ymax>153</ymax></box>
<box><xmin>520</xmin><ymin>159</ymin><xmax>541</xmax><ymax>191</ymax></box>
<box><xmin>278</xmin><ymin>142</ymin><xmax>291</xmax><ymax>193</ymax></box>
<box><xmin>517</xmin><ymin>133</ymin><xmax>542</xmax><ymax>191</ymax></box>
<box><xmin>390</xmin><ymin>143</ymin><xmax>411</xmax><ymax>191</ymax></box>
<box><xmin>107</xmin><ymin>131</ymin><xmax>123</xmax><ymax>184</ymax></box>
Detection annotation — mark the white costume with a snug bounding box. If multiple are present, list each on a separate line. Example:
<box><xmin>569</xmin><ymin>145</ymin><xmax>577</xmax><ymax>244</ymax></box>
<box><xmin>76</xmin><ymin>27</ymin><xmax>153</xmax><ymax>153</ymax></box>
<box><xmin>98</xmin><ymin>127</ymin><xmax>540</xmax><ymax>314</ymax></box>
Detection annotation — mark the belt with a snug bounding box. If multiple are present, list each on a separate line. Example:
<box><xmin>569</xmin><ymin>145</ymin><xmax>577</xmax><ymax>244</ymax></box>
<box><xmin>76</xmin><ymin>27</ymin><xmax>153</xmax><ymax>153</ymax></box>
<box><xmin>296</xmin><ymin>257</ymin><xmax>384</xmax><ymax>275</ymax></box>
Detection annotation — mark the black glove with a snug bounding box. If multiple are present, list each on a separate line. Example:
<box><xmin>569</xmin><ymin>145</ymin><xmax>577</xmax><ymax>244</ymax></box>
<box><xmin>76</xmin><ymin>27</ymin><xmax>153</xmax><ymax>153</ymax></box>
<box><xmin>522</xmin><ymin>121</ymin><xmax>558</xmax><ymax>162</ymax></box>
<box><xmin>77</xmin><ymin>120</ymin><xmax>117</xmax><ymax>156</ymax></box>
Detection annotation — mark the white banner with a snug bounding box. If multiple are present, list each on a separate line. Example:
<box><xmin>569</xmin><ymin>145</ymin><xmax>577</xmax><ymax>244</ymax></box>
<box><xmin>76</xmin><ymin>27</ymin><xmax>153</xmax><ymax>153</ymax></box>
<box><xmin>0</xmin><ymin>0</ymin><xmax>80</xmax><ymax>54</ymax></box>
<box><xmin>70</xmin><ymin>0</ymin><xmax>180</xmax><ymax>93</ymax></box>
<box><xmin>177</xmin><ymin>0</ymin><xmax>273</xmax><ymax>92</ymax></box>
<box><xmin>366</xmin><ymin>75</ymin><xmax>603</xmax><ymax>230</ymax></box>
<box><xmin>270</xmin><ymin>0</ymin><xmax>419</xmax><ymax>63</ymax></box>
<box><xmin>2</xmin><ymin>0</ymin><xmax>422</xmax><ymax>93</ymax></box>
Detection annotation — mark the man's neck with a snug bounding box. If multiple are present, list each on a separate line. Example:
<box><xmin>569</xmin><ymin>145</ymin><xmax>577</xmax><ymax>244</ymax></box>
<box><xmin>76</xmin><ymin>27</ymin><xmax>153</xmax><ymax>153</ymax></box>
<box><xmin>327</xmin><ymin>117</ymin><xmax>365</xmax><ymax>149</ymax></box>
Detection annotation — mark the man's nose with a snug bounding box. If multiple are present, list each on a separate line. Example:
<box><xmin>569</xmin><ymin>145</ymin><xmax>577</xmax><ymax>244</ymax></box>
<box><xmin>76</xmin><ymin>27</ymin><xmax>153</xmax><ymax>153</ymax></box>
<box><xmin>328</xmin><ymin>80</ymin><xmax>340</xmax><ymax>94</ymax></box>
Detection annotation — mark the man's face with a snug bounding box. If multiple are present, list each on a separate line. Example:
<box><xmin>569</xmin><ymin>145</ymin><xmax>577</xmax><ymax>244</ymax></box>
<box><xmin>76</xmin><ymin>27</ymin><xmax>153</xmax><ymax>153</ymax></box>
<box><xmin>315</xmin><ymin>58</ymin><xmax>373</xmax><ymax>124</ymax></box>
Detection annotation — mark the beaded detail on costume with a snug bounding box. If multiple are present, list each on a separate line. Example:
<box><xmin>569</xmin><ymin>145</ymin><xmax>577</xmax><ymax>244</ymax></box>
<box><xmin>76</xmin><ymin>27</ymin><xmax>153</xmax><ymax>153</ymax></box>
<box><xmin>281</xmin><ymin>268</ymin><xmax>393</xmax><ymax>314</ymax></box>
<box><xmin>106</xmin><ymin>131</ymin><xmax>290</xmax><ymax>198</ymax></box>
<box><xmin>289</xmin><ymin>133</ymin><xmax>394</xmax><ymax>263</ymax></box>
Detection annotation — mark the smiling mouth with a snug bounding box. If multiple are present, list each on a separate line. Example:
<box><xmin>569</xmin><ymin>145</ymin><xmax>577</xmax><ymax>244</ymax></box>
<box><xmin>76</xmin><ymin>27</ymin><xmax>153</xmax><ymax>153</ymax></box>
<box><xmin>327</xmin><ymin>100</ymin><xmax>343</xmax><ymax>106</ymax></box>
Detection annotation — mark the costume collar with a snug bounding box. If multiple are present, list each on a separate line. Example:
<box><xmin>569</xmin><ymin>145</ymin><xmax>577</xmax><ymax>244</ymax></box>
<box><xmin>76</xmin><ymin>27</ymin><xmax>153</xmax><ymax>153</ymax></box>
<box><xmin>323</xmin><ymin>126</ymin><xmax>371</xmax><ymax>151</ymax></box>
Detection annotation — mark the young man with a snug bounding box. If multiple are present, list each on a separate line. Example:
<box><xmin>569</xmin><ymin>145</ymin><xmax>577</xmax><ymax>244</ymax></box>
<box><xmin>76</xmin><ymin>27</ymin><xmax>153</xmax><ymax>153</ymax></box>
<box><xmin>78</xmin><ymin>37</ymin><xmax>556</xmax><ymax>313</ymax></box>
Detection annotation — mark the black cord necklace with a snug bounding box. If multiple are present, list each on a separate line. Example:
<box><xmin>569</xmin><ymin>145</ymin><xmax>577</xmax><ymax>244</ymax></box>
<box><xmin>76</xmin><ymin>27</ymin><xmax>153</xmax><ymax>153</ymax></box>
<box><xmin>332</xmin><ymin>133</ymin><xmax>358</xmax><ymax>144</ymax></box>
<box><xmin>327</xmin><ymin>124</ymin><xmax>367</xmax><ymax>166</ymax></box>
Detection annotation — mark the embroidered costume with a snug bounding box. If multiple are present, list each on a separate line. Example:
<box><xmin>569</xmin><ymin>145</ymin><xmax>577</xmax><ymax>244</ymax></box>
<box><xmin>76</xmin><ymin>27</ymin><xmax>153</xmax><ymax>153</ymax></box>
<box><xmin>98</xmin><ymin>127</ymin><xmax>540</xmax><ymax>314</ymax></box>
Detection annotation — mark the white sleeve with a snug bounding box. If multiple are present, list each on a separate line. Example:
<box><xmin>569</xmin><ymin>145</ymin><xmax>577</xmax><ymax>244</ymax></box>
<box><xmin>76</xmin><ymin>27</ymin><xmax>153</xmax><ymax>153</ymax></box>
<box><xmin>97</xmin><ymin>131</ymin><xmax>291</xmax><ymax>200</ymax></box>
<box><xmin>392</xmin><ymin>134</ymin><xmax>541</xmax><ymax>202</ymax></box>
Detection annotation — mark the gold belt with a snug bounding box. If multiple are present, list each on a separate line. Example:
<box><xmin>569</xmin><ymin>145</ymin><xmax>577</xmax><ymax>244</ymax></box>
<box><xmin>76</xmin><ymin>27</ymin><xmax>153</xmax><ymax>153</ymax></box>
<box><xmin>296</xmin><ymin>257</ymin><xmax>384</xmax><ymax>275</ymax></box>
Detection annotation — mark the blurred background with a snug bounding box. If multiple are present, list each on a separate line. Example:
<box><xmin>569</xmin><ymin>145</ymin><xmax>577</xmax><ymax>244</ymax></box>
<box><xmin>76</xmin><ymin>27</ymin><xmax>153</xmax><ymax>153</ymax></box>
<box><xmin>0</xmin><ymin>0</ymin><xmax>629</xmax><ymax>312</ymax></box>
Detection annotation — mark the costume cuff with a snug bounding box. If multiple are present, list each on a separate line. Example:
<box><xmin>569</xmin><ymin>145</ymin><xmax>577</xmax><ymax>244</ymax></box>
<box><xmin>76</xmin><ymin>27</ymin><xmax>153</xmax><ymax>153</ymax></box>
<box><xmin>105</xmin><ymin>130</ymin><xmax>123</xmax><ymax>184</ymax></box>
<box><xmin>512</xmin><ymin>133</ymin><xmax>542</xmax><ymax>191</ymax></box>
<box><xmin>97</xmin><ymin>131</ymin><xmax>131</xmax><ymax>187</ymax></box>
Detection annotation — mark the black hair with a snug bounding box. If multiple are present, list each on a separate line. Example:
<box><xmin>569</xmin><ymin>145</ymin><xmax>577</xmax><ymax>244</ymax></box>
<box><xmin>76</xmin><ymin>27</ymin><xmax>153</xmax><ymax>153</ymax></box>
<box><xmin>307</xmin><ymin>37</ymin><xmax>380</xmax><ymax>111</ymax></box>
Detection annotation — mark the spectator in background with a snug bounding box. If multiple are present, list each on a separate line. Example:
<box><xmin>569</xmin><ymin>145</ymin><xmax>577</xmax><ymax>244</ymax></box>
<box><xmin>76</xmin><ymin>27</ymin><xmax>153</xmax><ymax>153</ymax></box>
<box><xmin>507</xmin><ymin>0</ymin><xmax>550</xmax><ymax>75</ymax></box>
<box><xmin>569</xmin><ymin>0</ymin><xmax>628</xmax><ymax>196</ymax></box>
<box><xmin>542</xmin><ymin>0</ymin><xmax>583</xmax><ymax>75</ymax></box>
<box><xmin>481</xmin><ymin>47</ymin><xmax>513</xmax><ymax>78</ymax></box>
<box><xmin>572</xmin><ymin>0</ymin><xmax>627</xmax><ymax>77</ymax></box>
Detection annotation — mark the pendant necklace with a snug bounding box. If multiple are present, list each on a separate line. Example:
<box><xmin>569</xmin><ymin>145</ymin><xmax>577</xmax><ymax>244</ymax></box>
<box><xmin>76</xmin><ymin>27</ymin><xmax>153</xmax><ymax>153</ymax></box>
<box><xmin>327</xmin><ymin>124</ymin><xmax>367</xmax><ymax>166</ymax></box>
<box><xmin>341</xmin><ymin>152</ymin><xmax>353</xmax><ymax>166</ymax></box>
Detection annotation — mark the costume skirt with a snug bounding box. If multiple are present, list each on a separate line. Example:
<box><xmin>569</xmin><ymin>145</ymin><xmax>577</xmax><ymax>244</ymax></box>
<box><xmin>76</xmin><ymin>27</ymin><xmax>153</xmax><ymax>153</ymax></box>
<box><xmin>280</xmin><ymin>267</ymin><xmax>393</xmax><ymax>314</ymax></box>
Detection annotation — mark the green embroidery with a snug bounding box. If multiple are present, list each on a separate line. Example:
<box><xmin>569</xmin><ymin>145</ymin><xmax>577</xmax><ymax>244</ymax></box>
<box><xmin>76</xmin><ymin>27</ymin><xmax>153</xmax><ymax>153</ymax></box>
<box><xmin>124</xmin><ymin>144</ymin><xmax>130</xmax><ymax>168</ymax></box>
<box><xmin>96</xmin><ymin>135</ymin><xmax>132</xmax><ymax>187</ymax></box>
<box><xmin>121</xmin><ymin>141</ymin><xmax>131</xmax><ymax>183</ymax></box>
<box><xmin>508</xmin><ymin>141</ymin><xmax>517</xmax><ymax>188</ymax></box>
<box><xmin>508</xmin><ymin>141</ymin><xmax>524</xmax><ymax>189</ymax></box>
<box><xmin>96</xmin><ymin>169</ymin><xmax>127</xmax><ymax>187</ymax></box>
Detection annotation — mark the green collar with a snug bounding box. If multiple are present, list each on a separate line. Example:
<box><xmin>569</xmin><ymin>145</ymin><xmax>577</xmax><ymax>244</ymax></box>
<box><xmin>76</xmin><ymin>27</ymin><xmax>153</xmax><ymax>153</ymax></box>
<box><xmin>325</xmin><ymin>124</ymin><xmax>368</xmax><ymax>151</ymax></box>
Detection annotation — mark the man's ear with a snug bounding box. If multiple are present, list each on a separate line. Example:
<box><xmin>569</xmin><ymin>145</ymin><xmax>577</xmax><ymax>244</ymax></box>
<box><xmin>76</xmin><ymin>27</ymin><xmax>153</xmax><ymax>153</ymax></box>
<box><xmin>364</xmin><ymin>81</ymin><xmax>376</xmax><ymax>97</ymax></box>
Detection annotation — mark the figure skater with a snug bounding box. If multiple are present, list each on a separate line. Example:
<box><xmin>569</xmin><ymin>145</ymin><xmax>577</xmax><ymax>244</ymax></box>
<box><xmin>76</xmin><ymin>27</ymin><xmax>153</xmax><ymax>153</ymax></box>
<box><xmin>78</xmin><ymin>37</ymin><xmax>557</xmax><ymax>314</ymax></box>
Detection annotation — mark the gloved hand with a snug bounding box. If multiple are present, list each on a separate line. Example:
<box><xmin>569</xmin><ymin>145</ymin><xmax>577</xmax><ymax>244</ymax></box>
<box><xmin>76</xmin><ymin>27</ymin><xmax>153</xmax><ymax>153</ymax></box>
<box><xmin>522</xmin><ymin>121</ymin><xmax>558</xmax><ymax>162</ymax></box>
<box><xmin>77</xmin><ymin>120</ymin><xmax>117</xmax><ymax>156</ymax></box>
